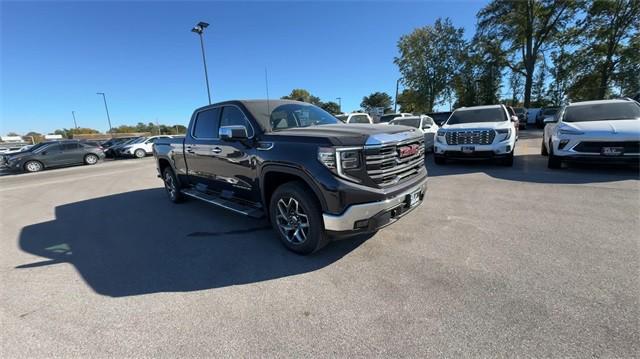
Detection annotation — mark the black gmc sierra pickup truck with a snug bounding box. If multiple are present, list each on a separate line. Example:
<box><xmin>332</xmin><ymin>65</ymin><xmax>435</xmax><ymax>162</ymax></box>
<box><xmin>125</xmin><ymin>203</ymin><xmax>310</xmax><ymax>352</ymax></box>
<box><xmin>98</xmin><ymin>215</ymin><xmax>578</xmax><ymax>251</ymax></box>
<box><xmin>154</xmin><ymin>99</ymin><xmax>427</xmax><ymax>254</ymax></box>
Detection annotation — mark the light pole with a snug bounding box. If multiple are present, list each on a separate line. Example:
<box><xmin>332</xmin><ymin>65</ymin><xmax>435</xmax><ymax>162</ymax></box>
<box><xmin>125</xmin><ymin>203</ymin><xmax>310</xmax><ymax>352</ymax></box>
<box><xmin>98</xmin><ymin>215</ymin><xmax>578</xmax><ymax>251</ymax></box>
<box><xmin>71</xmin><ymin>111</ymin><xmax>78</xmax><ymax>129</ymax></box>
<box><xmin>394</xmin><ymin>78</ymin><xmax>402</xmax><ymax>113</ymax></box>
<box><xmin>336</xmin><ymin>97</ymin><xmax>342</xmax><ymax>113</ymax></box>
<box><xmin>191</xmin><ymin>21</ymin><xmax>212</xmax><ymax>105</ymax></box>
<box><xmin>96</xmin><ymin>92</ymin><xmax>113</xmax><ymax>136</ymax></box>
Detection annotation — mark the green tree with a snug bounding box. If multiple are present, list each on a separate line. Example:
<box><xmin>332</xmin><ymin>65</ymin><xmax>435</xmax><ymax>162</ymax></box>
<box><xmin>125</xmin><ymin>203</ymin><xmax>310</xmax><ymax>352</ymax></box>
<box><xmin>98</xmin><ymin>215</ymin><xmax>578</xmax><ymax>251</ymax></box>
<box><xmin>477</xmin><ymin>0</ymin><xmax>579</xmax><ymax>107</ymax></box>
<box><xmin>320</xmin><ymin>101</ymin><xmax>341</xmax><ymax>115</ymax></box>
<box><xmin>281</xmin><ymin>89</ymin><xmax>322</xmax><ymax>105</ymax></box>
<box><xmin>614</xmin><ymin>33</ymin><xmax>640</xmax><ymax>97</ymax></box>
<box><xmin>360</xmin><ymin>92</ymin><xmax>393</xmax><ymax>112</ymax></box>
<box><xmin>569</xmin><ymin>0</ymin><xmax>640</xmax><ymax>99</ymax></box>
<box><xmin>531</xmin><ymin>59</ymin><xmax>548</xmax><ymax>107</ymax></box>
<box><xmin>395</xmin><ymin>18</ymin><xmax>465</xmax><ymax>112</ymax></box>
<box><xmin>546</xmin><ymin>47</ymin><xmax>571</xmax><ymax>106</ymax></box>
<box><xmin>508</xmin><ymin>68</ymin><xmax>524</xmax><ymax>105</ymax></box>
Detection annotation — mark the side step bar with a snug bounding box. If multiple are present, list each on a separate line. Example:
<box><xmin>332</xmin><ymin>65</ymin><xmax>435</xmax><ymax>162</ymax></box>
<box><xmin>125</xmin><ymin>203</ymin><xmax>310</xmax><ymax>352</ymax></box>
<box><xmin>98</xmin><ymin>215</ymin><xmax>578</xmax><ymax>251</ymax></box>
<box><xmin>181</xmin><ymin>188</ymin><xmax>265</xmax><ymax>218</ymax></box>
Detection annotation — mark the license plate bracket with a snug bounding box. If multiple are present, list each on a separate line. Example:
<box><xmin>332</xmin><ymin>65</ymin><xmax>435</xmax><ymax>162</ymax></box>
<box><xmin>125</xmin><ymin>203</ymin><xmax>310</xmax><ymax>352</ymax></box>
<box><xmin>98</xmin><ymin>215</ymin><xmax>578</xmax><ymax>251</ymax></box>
<box><xmin>601</xmin><ymin>147</ymin><xmax>624</xmax><ymax>156</ymax></box>
<box><xmin>461</xmin><ymin>146</ymin><xmax>475</xmax><ymax>154</ymax></box>
<box><xmin>405</xmin><ymin>189</ymin><xmax>422</xmax><ymax>208</ymax></box>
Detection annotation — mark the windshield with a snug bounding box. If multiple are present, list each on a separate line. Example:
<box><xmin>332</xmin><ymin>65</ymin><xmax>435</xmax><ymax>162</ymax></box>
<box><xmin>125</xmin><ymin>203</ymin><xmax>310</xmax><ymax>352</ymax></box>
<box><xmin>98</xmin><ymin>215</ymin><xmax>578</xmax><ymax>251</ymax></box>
<box><xmin>269</xmin><ymin>104</ymin><xmax>340</xmax><ymax>131</ymax></box>
<box><xmin>564</xmin><ymin>102</ymin><xmax>640</xmax><ymax>122</ymax></box>
<box><xmin>390</xmin><ymin>118</ymin><xmax>421</xmax><ymax>128</ymax></box>
<box><xmin>542</xmin><ymin>108</ymin><xmax>559</xmax><ymax>115</ymax></box>
<box><xmin>446</xmin><ymin>107</ymin><xmax>506</xmax><ymax>125</ymax></box>
<box><xmin>380</xmin><ymin>114</ymin><xmax>401</xmax><ymax>123</ymax></box>
<box><xmin>26</xmin><ymin>142</ymin><xmax>52</xmax><ymax>152</ymax></box>
<box><xmin>514</xmin><ymin>108</ymin><xmax>525</xmax><ymax>114</ymax></box>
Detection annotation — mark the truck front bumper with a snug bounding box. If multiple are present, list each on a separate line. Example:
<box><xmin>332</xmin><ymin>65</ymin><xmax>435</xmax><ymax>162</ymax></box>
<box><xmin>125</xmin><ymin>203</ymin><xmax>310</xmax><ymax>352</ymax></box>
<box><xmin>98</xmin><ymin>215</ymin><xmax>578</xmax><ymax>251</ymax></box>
<box><xmin>322</xmin><ymin>177</ymin><xmax>427</xmax><ymax>234</ymax></box>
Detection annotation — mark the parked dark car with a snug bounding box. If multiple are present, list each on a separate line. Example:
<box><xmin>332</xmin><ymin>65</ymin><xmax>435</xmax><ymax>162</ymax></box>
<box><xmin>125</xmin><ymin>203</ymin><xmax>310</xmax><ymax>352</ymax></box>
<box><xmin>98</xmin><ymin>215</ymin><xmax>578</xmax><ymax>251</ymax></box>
<box><xmin>0</xmin><ymin>140</ymin><xmax>105</xmax><ymax>173</ymax></box>
<box><xmin>425</xmin><ymin>111</ymin><xmax>452</xmax><ymax>126</ymax></box>
<box><xmin>154</xmin><ymin>99</ymin><xmax>428</xmax><ymax>255</ymax></box>
<box><xmin>104</xmin><ymin>137</ymin><xmax>139</xmax><ymax>158</ymax></box>
<box><xmin>513</xmin><ymin>107</ymin><xmax>527</xmax><ymax>129</ymax></box>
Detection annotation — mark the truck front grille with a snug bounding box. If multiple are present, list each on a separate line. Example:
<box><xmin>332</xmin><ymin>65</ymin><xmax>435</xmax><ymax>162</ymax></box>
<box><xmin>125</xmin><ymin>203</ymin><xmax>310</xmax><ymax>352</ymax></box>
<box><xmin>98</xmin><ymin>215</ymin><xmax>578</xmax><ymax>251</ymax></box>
<box><xmin>573</xmin><ymin>141</ymin><xmax>640</xmax><ymax>153</ymax></box>
<box><xmin>364</xmin><ymin>138</ymin><xmax>425</xmax><ymax>187</ymax></box>
<box><xmin>445</xmin><ymin>130</ymin><xmax>495</xmax><ymax>145</ymax></box>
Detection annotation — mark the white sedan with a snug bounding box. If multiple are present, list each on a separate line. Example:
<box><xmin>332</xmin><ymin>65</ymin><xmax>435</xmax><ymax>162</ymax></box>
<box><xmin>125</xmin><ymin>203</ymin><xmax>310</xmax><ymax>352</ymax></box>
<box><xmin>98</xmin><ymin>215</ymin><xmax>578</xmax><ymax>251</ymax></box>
<box><xmin>119</xmin><ymin>135</ymin><xmax>174</xmax><ymax>158</ymax></box>
<box><xmin>542</xmin><ymin>99</ymin><xmax>640</xmax><ymax>168</ymax></box>
<box><xmin>389</xmin><ymin>115</ymin><xmax>439</xmax><ymax>151</ymax></box>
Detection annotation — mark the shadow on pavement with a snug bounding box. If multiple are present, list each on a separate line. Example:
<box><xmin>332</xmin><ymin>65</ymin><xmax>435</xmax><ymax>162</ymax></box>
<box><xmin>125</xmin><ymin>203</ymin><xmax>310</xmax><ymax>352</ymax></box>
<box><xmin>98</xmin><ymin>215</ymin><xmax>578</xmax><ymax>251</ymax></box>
<box><xmin>17</xmin><ymin>188</ymin><xmax>369</xmax><ymax>297</ymax></box>
<box><xmin>426</xmin><ymin>154</ymin><xmax>639</xmax><ymax>184</ymax></box>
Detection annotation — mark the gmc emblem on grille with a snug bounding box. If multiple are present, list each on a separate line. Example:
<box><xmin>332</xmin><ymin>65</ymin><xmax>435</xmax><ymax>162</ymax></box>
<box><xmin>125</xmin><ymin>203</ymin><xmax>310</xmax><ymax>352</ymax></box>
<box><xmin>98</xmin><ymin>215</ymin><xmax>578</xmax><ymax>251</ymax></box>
<box><xmin>398</xmin><ymin>144</ymin><xmax>419</xmax><ymax>158</ymax></box>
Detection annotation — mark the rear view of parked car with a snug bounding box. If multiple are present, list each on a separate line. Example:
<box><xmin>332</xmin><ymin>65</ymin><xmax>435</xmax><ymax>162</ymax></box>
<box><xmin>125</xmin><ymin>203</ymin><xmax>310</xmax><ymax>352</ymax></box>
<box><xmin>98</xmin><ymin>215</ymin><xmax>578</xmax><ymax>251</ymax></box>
<box><xmin>542</xmin><ymin>99</ymin><xmax>640</xmax><ymax>169</ymax></box>
<box><xmin>389</xmin><ymin>115</ymin><xmax>438</xmax><ymax>151</ymax></box>
<box><xmin>514</xmin><ymin>107</ymin><xmax>527</xmax><ymax>129</ymax></box>
<box><xmin>537</xmin><ymin>107</ymin><xmax>559</xmax><ymax>128</ymax></box>
<box><xmin>1</xmin><ymin>140</ymin><xmax>105</xmax><ymax>173</ymax></box>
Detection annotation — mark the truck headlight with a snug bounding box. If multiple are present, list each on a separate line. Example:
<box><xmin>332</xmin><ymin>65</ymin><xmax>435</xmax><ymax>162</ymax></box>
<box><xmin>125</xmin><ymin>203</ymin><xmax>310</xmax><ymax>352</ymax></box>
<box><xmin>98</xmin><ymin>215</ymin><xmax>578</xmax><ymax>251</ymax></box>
<box><xmin>318</xmin><ymin>147</ymin><xmax>362</xmax><ymax>183</ymax></box>
<box><xmin>436</xmin><ymin>129</ymin><xmax>446</xmax><ymax>137</ymax></box>
<box><xmin>496</xmin><ymin>128</ymin><xmax>511</xmax><ymax>141</ymax></box>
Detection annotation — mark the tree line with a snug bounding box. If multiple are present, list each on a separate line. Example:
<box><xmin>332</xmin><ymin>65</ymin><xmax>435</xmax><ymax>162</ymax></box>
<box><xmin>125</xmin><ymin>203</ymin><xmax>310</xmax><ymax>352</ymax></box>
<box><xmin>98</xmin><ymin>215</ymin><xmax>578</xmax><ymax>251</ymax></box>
<box><xmin>396</xmin><ymin>0</ymin><xmax>639</xmax><ymax>112</ymax></box>
<box><xmin>282</xmin><ymin>0</ymin><xmax>639</xmax><ymax>115</ymax></box>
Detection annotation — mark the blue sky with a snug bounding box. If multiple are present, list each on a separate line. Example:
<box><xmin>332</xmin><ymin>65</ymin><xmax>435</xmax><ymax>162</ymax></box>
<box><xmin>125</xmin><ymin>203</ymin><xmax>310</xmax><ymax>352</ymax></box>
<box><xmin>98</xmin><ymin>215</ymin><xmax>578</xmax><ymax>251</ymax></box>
<box><xmin>1</xmin><ymin>1</ymin><xmax>486</xmax><ymax>134</ymax></box>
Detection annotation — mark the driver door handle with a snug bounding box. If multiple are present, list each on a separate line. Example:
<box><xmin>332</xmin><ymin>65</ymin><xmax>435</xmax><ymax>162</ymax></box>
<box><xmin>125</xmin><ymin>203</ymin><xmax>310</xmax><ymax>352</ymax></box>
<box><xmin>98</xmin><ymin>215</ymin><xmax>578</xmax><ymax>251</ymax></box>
<box><xmin>211</xmin><ymin>147</ymin><xmax>222</xmax><ymax>154</ymax></box>
<box><xmin>186</xmin><ymin>146</ymin><xmax>195</xmax><ymax>154</ymax></box>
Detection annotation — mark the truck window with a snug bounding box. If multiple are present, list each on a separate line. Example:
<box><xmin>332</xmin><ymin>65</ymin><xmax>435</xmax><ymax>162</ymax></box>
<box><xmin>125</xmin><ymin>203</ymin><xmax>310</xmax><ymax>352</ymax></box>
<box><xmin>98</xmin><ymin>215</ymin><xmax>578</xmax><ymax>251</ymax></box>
<box><xmin>349</xmin><ymin>114</ymin><xmax>370</xmax><ymax>124</ymax></box>
<box><xmin>220</xmin><ymin>106</ymin><xmax>254</xmax><ymax>137</ymax></box>
<box><xmin>193</xmin><ymin>108</ymin><xmax>221</xmax><ymax>139</ymax></box>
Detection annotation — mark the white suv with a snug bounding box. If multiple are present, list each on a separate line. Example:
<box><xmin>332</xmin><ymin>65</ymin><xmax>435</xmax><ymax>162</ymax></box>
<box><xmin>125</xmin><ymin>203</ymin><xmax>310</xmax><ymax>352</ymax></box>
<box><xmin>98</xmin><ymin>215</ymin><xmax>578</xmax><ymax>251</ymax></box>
<box><xmin>389</xmin><ymin>115</ymin><xmax>439</xmax><ymax>151</ymax></box>
<box><xmin>542</xmin><ymin>99</ymin><xmax>640</xmax><ymax>168</ymax></box>
<box><xmin>335</xmin><ymin>113</ymin><xmax>374</xmax><ymax>124</ymax></box>
<box><xmin>434</xmin><ymin>104</ymin><xmax>517</xmax><ymax>166</ymax></box>
<box><xmin>119</xmin><ymin>135</ymin><xmax>174</xmax><ymax>158</ymax></box>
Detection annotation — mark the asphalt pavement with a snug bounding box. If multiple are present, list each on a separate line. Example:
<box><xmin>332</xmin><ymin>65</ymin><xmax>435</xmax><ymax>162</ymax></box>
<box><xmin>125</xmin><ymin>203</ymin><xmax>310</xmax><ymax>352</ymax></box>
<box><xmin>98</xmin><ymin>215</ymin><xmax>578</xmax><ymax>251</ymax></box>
<box><xmin>1</xmin><ymin>130</ymin><xmax>638</xmax><ymax>357</ymax></box>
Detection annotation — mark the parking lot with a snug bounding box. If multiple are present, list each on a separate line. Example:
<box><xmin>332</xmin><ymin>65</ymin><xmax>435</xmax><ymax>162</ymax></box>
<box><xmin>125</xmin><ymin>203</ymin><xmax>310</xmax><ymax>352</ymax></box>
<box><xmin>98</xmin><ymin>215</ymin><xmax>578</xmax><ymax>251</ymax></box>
<box><xmin>1</xmin><ymin>130</ymin><xmax>638</xmax><ymax>357</ymax></box>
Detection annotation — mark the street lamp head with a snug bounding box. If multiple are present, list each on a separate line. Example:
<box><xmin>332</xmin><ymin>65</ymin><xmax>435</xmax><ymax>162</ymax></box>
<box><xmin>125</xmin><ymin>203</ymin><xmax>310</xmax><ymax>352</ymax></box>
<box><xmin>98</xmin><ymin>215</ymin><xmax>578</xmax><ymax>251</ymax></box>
<box><xmin>191</xmin><ymin>21</ymin><xmax>209</xmax><ymax>34</ymax></box>
<box><xmin>96</xmin><ymin>92</ymin><xmax>104</xmax><ymax>95</ymax></box>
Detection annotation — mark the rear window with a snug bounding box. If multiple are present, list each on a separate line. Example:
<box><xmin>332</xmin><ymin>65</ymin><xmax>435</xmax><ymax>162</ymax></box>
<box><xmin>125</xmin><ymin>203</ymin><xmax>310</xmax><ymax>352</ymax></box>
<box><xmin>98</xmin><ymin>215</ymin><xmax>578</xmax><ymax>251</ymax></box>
<box><xmin>447</xmin><ymin>107</ymin><xmax>506</xmax><ymax>125</ymax></box>
<box><xmin>380</xmin><ymin>114</ymin><xmax>400</xmax><ymax>123</ymax></box>
<box><xmin>514</xmin><ymin>108</ymin><xmax>525</xmax><ymax>114</ymax></box>
<box><xmin>390</xmin><ymin>118</ymin><xmax>420</xmax><ymax>128</ymax></box>
<box><xmin>564</xmin><ymin>102</ymin><xmax>640</xmax><ymax>122</ymax></box>
<box><xmin>349</xmin><ymin>114</ymin><xmax>370</xmax><ymax>124</ymax></box>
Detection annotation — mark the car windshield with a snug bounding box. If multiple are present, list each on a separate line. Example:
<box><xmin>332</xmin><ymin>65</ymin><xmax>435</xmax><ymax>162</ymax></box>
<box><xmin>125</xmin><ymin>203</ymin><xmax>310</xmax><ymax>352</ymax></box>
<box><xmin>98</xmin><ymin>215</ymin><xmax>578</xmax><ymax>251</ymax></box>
<box><xmin>446</xmin><ymin>107</ymin><xmax>506</xmax><ymax>125</ymax></box>
<box><xmin>25</xmin><ymin>142</ymin><xmax>51</xmax><ymax>152</ymax></box>
<box><xmin>564</xmin><ymin>102</ymin><xmax>640</xmax><ymax>122</ymax></box>
<box><xmin>390</xmin><ymin>118</ymin><xmax>421</xmax><ymax>128</ymax></box>
<box><xmin>543</xmin><ymin>108</ymin><xmax>559</xmax><ymax>115</ymax></box>
<box><xmin>380</xmin><ymin>114</ymin><xmax>401</xmax><ymax>123</ymax></box>
<box><xmin>269</xmin><ymin>104</ymin><xmax>340</xmax><ymax>131</ymax></box>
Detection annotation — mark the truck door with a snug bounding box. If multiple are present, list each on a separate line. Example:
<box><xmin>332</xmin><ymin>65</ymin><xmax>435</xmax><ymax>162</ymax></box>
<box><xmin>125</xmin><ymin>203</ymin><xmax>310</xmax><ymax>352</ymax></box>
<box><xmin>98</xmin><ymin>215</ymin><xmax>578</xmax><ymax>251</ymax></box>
<box><xmin>214</xmin><ymin>105</ymin><xmax>258</xmax><ymax>202</ymax></box>
<box><xmin>184</xmin><ymin>106</ymin><xmax>222</xmax><ymax>190</ymax></box>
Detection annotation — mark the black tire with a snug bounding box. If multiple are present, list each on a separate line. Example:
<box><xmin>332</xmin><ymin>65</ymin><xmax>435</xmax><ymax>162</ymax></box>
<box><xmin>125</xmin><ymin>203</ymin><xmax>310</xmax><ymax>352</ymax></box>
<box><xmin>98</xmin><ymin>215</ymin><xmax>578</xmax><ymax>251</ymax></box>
<box><xmin>162</xmin><ymin>167</ymin><xmax>184</xmax><ymax>203</ymax></box>
<box><xmin>500</xmin><ymin>151</ymin><xmax>514</xmax><ymax>166</ymax></box>
<box><xmin>84</xmin><ymin>154</ymin><xmax>99</xmax><ymax>165</ymax></box>
<box><xmin>24</xmin><ymin>160</ymin><xmax>43</xmax><ymax>173</ymax></box>
<box><xmin>434</xmin><ymin>155</ymin><xmax>446</xmax><ymax>165</ymax></box>
<box><xmin>269</xmin><ymin>181</ymin><xmax>329</xmax><ymax>255</ymax></box>
<box><xmin>134</xmin><ymin>149</ymin><xmax>146</xmax><ymax>158</ymax></box>
<box><xmin>547</xmin><ymin>142</ymin><xmax>562</xmax><ymax>169</ymax></box>
<box><xmin>541</xmin><ymin>140</ymin><xmax>548</xmax><ymax>156</ymax></box>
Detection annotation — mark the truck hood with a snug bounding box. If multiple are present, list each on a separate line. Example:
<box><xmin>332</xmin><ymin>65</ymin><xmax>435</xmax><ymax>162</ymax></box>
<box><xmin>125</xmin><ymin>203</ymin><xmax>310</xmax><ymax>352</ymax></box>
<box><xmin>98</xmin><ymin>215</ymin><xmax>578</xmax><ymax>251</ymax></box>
<box><xmin>560</xmin><ymin>119</ymin><xmax>640</xmax><ymax>136</ymax></box>
<box><xmin>266</xmin><ymin>124</ymin><xmax>422</xmax><ymax>146</ymax></box>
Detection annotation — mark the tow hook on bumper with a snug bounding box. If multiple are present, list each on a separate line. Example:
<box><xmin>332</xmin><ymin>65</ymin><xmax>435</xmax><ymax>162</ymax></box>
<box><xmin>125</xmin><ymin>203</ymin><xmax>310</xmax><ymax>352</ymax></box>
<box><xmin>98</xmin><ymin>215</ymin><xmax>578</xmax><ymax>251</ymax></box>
<box><xmin>322</xmin><ymin>178</ymin><xmax>427</xmax><ymax>232</ymax></box>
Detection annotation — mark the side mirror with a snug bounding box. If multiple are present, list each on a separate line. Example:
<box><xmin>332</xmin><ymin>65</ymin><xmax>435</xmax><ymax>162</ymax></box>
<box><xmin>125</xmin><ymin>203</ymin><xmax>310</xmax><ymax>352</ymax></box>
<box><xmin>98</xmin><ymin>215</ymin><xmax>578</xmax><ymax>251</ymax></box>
<box><xmin>511</xmin><ymin>115</ymin><xmax>518</xmax><ymax>122</ymax></box>
<box><xmin>219</xmin><ymin>125</ymin><xmax>248</xmax><ymax>141</ymax></box>
<box><xmin>41</xmin><ymin>151</ymin><xmax>47</xmax><ymax>155</ymax></box>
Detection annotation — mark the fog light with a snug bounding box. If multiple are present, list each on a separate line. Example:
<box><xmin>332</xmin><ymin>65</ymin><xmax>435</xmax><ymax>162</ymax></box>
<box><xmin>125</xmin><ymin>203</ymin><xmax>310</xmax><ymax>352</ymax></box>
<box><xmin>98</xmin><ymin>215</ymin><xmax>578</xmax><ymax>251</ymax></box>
<box><xmin>558</xmin><ymin>139</ymin><xmax>570</xmax><ymax>150</ymax></box>
<box><xmin>354</xmin><ymin>219</ymin><xmax>369</xmax><ymax>229</ymax></box>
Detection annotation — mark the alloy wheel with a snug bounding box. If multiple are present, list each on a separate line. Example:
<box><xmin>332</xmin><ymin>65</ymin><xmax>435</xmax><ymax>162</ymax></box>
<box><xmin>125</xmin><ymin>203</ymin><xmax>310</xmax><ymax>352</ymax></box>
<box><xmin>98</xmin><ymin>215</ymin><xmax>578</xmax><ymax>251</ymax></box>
<box><xmin>164</xmin><ymin>171</ymin><xmax>176</xmax><ymax>200</ymax></box>
<box><xmin>26</xmin><ymin>161</ymin><xmax>42</xmax><ymax>172</ymax></box>
<box><xmin>275</xmin><ymin>197</ymin><xmax>309</xmax><ymax>244</ymax></box>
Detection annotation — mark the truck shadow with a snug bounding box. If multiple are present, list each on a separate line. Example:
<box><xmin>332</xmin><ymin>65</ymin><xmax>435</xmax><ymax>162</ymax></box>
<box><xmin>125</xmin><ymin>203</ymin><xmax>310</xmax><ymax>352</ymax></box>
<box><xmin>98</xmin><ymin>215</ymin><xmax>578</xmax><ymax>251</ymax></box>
<box><xmin>16</xmin><ymin>188</ymin><xmax>369</xmax><ymax>297</ymax></box>
<box><xmin>426</xmin><ymin>154</ymin><xmax>639</xmax><ymax>184</ymax></box>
